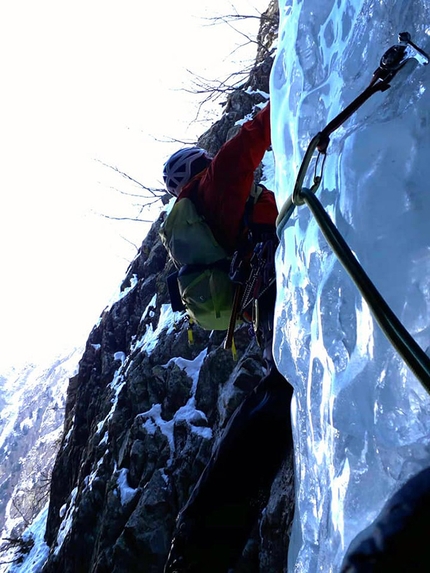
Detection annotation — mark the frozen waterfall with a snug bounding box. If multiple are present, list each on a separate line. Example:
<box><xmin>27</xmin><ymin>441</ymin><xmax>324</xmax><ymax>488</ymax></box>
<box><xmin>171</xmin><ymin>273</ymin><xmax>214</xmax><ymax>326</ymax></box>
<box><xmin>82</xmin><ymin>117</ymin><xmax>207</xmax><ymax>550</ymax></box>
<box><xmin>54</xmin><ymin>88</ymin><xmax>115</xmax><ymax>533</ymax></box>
<box><xmin>271</xmin><ymin>1</ymin><xmax>430</xmax><ymax>571</ymax></box>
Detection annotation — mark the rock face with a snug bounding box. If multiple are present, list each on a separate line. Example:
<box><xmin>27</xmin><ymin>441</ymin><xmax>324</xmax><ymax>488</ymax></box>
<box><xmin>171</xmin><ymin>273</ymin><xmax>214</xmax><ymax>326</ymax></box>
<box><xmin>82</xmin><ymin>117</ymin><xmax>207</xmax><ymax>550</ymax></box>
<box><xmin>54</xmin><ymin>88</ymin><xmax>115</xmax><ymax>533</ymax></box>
<box><xmin>41</xmin><ymin>2</ymin><xmax>294</xmax><ymax>571</ymax></box>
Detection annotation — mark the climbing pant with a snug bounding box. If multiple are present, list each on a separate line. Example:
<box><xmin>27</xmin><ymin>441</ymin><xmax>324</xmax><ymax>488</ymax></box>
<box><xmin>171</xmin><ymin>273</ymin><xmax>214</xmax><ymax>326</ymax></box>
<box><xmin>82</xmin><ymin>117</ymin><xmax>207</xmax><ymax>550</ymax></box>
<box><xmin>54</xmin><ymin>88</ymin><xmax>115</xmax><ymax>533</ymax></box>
<box><xmin>165</xmin><ymin>365</ymin><xmax>294</xmax><ymax>573</ymax></box>
<box><xmin>341</xmin><ymin>465</ymin><xmax>430</xmax><ymax>572</ymax></box>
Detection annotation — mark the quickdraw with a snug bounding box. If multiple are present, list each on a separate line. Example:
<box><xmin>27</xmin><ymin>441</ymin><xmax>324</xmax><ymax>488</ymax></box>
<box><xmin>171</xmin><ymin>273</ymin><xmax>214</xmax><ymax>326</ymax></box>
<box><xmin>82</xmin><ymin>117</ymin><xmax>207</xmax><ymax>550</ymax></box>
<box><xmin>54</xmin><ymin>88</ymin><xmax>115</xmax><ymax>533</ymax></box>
<box><xmin>276</xmin><ymin>32</ymin><xmax>430</xmax><ymax>389</ymax></box>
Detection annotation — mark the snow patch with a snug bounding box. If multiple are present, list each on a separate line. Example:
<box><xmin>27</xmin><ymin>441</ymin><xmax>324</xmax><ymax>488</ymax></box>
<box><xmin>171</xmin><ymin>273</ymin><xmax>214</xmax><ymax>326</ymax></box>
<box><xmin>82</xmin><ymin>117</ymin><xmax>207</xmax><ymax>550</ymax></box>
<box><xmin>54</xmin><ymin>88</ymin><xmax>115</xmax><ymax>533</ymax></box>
<box><xmin>96</xmin><ymin>364</ymin><xmax>127</xmax><ymax>435</ymax></box>
<box><xmin>116</xmin><ymin>468</ymin><xmax>138</xmax><ymax>506</ymax></box>
<box><xmin>53</xmin><ymin>487</ymin><xmax>78</xmax><ymax>556</ymax></box>
<box><xmin>2</xmin><ymin>504</ymin><xmax>50</xmax><ymax>573</ymax></box>
<box><xmin>140</xmin><ymin>294</ymin><xmax>157</xmax><ymax>323</ymax></box>
<box><xmin>133</xmin><ymin>303</ymin><xmax>182</xmax><ymax>355</ymax></box>
<box><xmin>113</xmin><ymin>351</ymin><xmax>126</xmax><ymax>363</ymax></box>
<box><xmin>138</xmin><ymin>349</ymin><xmax>212</xmax><ymax>455</ymax></box>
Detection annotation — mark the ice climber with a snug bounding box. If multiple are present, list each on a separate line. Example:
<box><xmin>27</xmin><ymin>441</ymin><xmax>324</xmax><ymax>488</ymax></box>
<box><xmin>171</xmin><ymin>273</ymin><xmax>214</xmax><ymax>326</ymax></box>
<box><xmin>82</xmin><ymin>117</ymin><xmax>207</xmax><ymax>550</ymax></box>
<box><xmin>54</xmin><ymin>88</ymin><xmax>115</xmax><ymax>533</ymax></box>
<box><xmin>162</xmin><ymin>101</ymin><xmax>294</xmax><ymax>572</ymax></box>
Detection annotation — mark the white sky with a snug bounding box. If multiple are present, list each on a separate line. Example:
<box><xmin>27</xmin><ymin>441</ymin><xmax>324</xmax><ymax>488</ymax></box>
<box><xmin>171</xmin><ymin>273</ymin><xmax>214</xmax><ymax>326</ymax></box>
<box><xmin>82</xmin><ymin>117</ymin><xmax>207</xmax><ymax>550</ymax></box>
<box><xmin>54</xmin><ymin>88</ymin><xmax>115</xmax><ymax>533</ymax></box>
<box><xmin>0</xmin><ymin>0</ymin><xmax>269</xmax><ymax>370</ymax></box>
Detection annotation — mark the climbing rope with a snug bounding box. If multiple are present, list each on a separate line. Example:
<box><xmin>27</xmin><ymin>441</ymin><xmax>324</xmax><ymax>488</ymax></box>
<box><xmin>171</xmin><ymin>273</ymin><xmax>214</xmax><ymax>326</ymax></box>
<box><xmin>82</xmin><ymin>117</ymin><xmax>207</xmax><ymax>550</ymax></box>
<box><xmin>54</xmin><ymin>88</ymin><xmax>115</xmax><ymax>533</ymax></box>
<box><xmin>276</xmin><ymin>32</ymin><xmax>430</xmax><ymax>389</ymax></box>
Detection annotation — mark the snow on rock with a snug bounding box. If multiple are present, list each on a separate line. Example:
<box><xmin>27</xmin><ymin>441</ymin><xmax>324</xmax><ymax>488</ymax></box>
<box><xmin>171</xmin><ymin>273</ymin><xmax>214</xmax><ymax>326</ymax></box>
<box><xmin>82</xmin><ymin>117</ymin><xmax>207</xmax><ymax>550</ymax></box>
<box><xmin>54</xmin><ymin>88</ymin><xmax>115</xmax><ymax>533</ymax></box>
<box><xmin>164</xmin><ymin>349</ymin><xmax>208</xmax><ymax>393</ymax></box>
<box><xmin>53</xmin><ymin>487</ymin><xmax>78</xmax><ymax>557</ymax></box>
<box><xmin>0</xmin><ymin>350</ymin><xmax>82</xmax><ymax>548</ymax></box>
<box><xmin>133</xmin><ymin>303</ymin><xmax>183</xmax><ymax>355</ymax></box>
<box><xmin>2</xmin><ymin>504</ymin><xmax>50</xmax><ymax>573</ymax></box>
<box><xmin>115</xmin><ymin>468</ymin><xmax>138</xmax><ymax>506</ymax></box>
<box><xmin>139</xmin><ymin>348</ymin><xmax>212</xmax><ymax>457</ymax></box>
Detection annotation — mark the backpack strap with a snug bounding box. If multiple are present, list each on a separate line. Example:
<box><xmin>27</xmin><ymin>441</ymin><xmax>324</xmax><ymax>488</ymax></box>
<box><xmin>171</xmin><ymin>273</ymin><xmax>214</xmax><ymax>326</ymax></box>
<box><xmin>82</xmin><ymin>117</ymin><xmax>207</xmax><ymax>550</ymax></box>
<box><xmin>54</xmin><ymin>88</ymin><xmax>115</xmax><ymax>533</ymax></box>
<box><xmin>179</xmin><ymin>261</ymin><xmax>230</xmax><ymax>320</ymax></box>
<box><xmin>242</xmin><ymin>182</ymin><xmax>264</xmax><ymax>232</ymax></box>
<box><xmin>167</xmin><ymin>271</ymin><xmax>186</xmax><ymax>312</ymax></box>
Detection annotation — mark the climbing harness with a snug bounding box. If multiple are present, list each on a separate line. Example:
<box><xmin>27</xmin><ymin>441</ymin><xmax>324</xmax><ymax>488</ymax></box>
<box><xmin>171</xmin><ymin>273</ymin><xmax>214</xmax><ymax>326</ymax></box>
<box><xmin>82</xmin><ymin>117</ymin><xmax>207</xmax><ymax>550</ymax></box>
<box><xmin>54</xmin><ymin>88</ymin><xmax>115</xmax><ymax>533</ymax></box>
<box><xmin>223</xmin><ymin>184</ymin><xmax>277</xmax><ymax>354</ymax></box>
<box><xmin>224</xmin><ymin>232</ymin><xmax>278</xmax><ymax>353</ymax></box>
<box><xmin>240</xmin><ymin>236</ymin><xmax>277</xmax><ymax>329</ymax></box>
<box><xmin>276</xmin><ymin>32</ymin><xmax>430</xmax><ymax>389</ymax></box>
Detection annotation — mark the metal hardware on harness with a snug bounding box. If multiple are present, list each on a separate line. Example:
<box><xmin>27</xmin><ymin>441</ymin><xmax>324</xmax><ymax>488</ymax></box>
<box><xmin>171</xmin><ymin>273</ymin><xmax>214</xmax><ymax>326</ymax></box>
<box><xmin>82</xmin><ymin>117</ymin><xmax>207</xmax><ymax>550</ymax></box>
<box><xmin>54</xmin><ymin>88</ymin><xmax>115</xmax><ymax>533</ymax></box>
<box><xmin>224</xmin><ymin>244</ymin><xmax>270</xmax><ymax>352</ymax></box>
<box><xmin>224</xmin><ymin>283</ymin><xmax>243</xmax><ymax>352</ymax></box>
<box><xmin>252</xmin><ymin>298</ymin><xmax>261</xmax><ymax>346</ymax></box>
<box><xmin>240</xmin><ymin>238</ymin><xmax>277</xmax><ymax>317</ymax></box>
<box><xmin>240</xmin><ymin>249</ymin><xmax>264</xmax><ymax>317</ymax></box>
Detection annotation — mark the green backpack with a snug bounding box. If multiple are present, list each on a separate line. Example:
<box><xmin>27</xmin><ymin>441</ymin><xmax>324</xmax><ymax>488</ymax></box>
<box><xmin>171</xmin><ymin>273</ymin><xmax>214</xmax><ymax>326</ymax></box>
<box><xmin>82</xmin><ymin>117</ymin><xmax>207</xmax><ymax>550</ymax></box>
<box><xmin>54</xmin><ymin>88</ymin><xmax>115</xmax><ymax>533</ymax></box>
<box><xmin>159</xmin><ymin>198</ymin><xmax>235</xmax><ymax>330</ymax></box>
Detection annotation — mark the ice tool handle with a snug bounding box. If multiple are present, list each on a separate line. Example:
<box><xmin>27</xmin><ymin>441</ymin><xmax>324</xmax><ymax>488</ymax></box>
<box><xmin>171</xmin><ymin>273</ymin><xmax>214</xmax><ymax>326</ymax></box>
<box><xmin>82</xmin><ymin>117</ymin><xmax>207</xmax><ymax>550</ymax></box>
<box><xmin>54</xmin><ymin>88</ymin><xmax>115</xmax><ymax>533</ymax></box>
<box><xmin>276</xmin><ymin>32</ymin><xmax>430</xmax><ymax>389</ymax></box>
<box><xmin>316</xmin><ymin>32</ymin><xmax>430</xmax><ymax>158</ymax></box>
<box><xmin>286</xmin><ymin>33</ymin><xmax>430</xmax><ymax>210</ymax></box>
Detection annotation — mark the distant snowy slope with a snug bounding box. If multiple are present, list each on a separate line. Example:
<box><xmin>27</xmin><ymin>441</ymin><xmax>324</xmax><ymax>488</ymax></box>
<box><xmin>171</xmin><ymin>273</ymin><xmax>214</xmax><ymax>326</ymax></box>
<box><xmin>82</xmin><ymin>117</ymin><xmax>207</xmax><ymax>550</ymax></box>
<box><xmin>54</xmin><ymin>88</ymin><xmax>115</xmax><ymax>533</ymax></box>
<box><xmin>0</xmin><ymin>349</ymin><xmax>82</xmax><ymax>555</ymax></box>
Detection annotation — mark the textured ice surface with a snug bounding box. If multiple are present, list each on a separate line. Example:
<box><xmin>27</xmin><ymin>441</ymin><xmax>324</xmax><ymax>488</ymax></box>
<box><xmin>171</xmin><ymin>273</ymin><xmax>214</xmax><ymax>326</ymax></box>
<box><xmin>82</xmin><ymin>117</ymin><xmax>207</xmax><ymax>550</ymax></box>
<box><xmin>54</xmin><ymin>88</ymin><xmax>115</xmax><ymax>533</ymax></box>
<box><xmin>271</xmin><ymin>1</ymin><xmax>430</xmax><ymax>571</ymax></box>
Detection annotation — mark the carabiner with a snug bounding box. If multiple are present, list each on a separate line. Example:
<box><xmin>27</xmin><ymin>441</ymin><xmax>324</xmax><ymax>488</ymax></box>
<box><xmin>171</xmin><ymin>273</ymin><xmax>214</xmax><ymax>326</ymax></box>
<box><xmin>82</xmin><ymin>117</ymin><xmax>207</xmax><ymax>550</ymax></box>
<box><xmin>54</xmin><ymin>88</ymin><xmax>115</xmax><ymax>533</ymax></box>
<box><xmin>292</xmin><ymin>133</ymin><xmax>322</xmax><ymax>206</ymax></box>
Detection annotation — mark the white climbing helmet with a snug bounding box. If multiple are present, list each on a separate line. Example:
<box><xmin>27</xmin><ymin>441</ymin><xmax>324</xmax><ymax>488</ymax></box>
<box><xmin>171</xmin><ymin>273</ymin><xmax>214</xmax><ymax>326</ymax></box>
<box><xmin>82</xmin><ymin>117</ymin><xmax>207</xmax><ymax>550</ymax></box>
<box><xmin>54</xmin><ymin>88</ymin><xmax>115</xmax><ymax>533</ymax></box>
<box><xmin>163</xmin><ymin>147</ymin><xmax>210</xmax><ymax>196</ymax></box>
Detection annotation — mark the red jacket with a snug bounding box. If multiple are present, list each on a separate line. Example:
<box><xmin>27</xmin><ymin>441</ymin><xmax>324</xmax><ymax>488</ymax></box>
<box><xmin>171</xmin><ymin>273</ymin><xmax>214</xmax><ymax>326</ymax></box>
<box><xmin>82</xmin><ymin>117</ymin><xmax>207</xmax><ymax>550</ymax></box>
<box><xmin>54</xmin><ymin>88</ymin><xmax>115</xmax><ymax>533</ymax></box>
<box><xmin>178</xmin><ymin>102</ymin><xmax>277</xmax><ymax>254</ymax></box>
